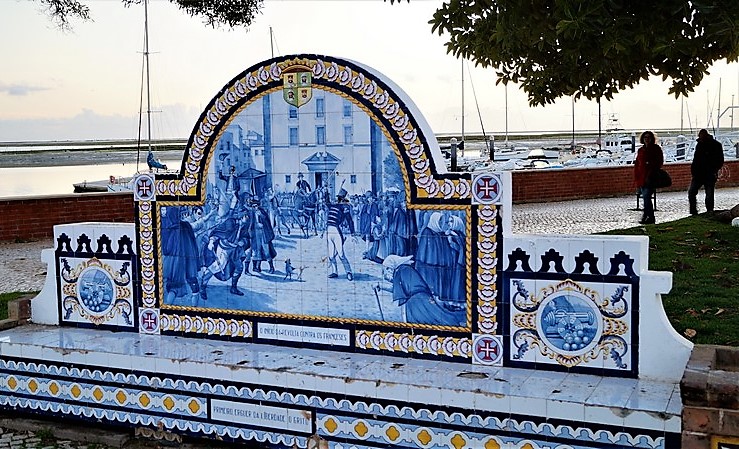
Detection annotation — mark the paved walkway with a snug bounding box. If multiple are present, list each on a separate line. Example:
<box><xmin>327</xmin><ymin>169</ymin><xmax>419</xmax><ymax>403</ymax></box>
<box><xmin>1</xmin><ymin>187</ymin><xmax>737</xmax><ymax>295</ymax></box>
<box><xmin>0</xmin><ymin>417</ymin><xmax>238</xmax><ymax>448</ymax></box>
<box><xmin>513</xmin><ymin>186</ymin><xmax>739</xmax><ymax>235</ymax></box>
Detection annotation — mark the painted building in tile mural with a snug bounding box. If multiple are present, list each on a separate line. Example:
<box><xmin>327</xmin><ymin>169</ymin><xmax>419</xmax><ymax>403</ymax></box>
<box><xmin>155</xmin><ymin>60</ymin><xmax>470</xmax><ymax>340</ymax></box>
<box><xmin>11</xmin><ymin>54</ymin><xmax>693</xmax><ymax>449</ymax></box>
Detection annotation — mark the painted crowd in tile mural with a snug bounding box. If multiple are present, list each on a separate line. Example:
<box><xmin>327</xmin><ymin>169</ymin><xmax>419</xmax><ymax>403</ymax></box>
<box><xmin>160</xmin><ymin>88</ymin><xmax>468</xmax><ymax>328</ymax></box>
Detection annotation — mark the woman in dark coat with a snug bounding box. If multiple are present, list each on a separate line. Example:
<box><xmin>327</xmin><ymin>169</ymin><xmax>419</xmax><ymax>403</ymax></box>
<box><xmin>633</xmin><ymin>130</ymin><xmax>663</xmax><ymax>224</ymax></box>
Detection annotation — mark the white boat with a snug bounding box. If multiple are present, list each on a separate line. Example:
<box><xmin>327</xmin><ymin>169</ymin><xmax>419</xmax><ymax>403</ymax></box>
<box><xmin>71</xmin><ymin>0</ymin><xmax>170</xmax><ymax>193</ymax></box>
<box><xmin>492</xmin><ymin>146</ymin><xmax>531</xmax><ymax>161</ymax></box>
<box><xmin>73</xmin><ymin>175</ymin><xmax>133</xmax><ymax>193</ymax></box>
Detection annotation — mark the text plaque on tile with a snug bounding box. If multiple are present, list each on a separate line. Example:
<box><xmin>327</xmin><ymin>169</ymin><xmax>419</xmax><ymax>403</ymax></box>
<box><xmin>258</xmin><ymin>323</ymin><xmax>351</xmax><ymax>346</ymax></box>
<box><xmin>211</xmin><ymin>399</ymin><xmax>312</xmax><ymax>433</ymax></box>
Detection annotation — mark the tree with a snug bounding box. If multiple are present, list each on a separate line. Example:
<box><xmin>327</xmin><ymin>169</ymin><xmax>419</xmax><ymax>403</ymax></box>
<box><xmin>37</xmin><ymin>0</ymin><xmax>263</xmax><ymax>31</ymax></box>
<box><xmin>382</xmin><ymin>151</ymin><xmax>405</xmax><ymax>194</ymax></box>
<box><xmin>427</xmin><ymin>0</ymin><xmax>739</xmax><ymax>106</ymax></box>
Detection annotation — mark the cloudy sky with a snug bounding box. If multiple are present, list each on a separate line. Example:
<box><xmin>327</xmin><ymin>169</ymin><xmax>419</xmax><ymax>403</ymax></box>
<box><xmin>2</xmin><ymin>0</ymin><xmax>739</xmax><ymax>142</ymax></box>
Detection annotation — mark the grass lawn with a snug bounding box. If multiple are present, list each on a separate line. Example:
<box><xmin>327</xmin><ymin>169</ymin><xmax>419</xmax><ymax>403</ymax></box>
<box><xmin>0</xmin><ymin>291</ymin><xmax>34</xmax><ymax>321</ymax></box>
<box><xmin>603</xmin><ymin>215</ymin><xmax>739</xmax><ymax>346</ymax></box>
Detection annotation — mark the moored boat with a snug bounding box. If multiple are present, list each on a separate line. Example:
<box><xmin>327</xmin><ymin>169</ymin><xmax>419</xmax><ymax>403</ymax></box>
<box><xmin>73</xmin><ymin>175</ymin><xmax>133</xmax><ymax>193</ymax></box>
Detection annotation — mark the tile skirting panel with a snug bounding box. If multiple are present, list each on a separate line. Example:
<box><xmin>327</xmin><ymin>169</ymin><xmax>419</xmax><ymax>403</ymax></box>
<box><xmin>0</xmin><ymin>325</ymin><xmax>680</xmax><ymax>449</ymax></box>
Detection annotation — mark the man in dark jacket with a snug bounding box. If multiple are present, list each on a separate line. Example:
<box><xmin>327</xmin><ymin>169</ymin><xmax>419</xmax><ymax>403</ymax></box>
<box><xmin>689</xmin><ymin>129</ymin><xmax>724</xmax><ymax>215</ymax></box>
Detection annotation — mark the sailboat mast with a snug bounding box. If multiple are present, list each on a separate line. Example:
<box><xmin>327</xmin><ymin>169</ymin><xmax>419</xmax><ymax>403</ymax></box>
<box><xmin>571</xmin><ymin>97</ymin><xmax>575</xmax><ymax>150</ymax></box>
<box><xmin>504</xmin><ymin>84</ymin><xmax>508</xmax><ymax>145</ymax></box>
<box><xmin>144</xmin><ymin>0</ymin><xmax>153</xmax><ymax>156</ymax></box>
<box><xmin>270</xmin><ymin>26</ymin><xmax>275</xmax><ymax>58</ymax></box>
<box><xmin>466</xmin><ymin>61</ymin><xmax>490</xmax><ymax>156</ymax></box>
<box><xmin>461</xmin><ymin>59</ymin><xmax>465</xmax><ymax>143</ymax></box>
<box><xmin>716</xmin><ymin>78</ymin><xmax>722</xmax><ymax>135</ymax></box>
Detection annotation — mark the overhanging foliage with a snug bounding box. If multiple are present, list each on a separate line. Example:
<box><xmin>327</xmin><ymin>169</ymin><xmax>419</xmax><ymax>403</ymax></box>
<box><xmin>39</xmin><ymin>0</ymin><xmax>739</xmax><ymax>107</ymax></box>
<box><xmin>38</xmin><ymin>0</ymin><xmax>264</xmax><ymax>30</ymax></box>
<box><xmin>428</xmin><ymin>0</ymin><xmax>739</xmax><ymax>106</ymax></box>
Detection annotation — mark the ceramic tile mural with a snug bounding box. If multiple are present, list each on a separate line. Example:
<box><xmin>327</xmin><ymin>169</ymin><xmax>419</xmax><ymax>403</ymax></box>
<box><xmin>138</xmin><ymin>55</ymin><xmax>481</xmax><ymax>360</ymax></box>
<box><xmin>13</xmin><ymin>54</ymin><xmax>693</xmax><ymax>449</ymax></box>
<box><xmin>53</xmin><ymin>223</ymin><xmax>138</xmax><ymax>330</ymax></box>
<box><xmin>503</xmin><ymin>268</ymin><xmax>637</xmax><ymax>376</ymax></box>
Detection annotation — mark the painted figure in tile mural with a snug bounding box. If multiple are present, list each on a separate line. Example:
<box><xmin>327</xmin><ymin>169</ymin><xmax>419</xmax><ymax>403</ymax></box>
<box><xmin>294</xmin><ymin>188</ymin><xmax>321</xmax><ymax>237</ymax></box>
<box><xmin>325</xmin><ymin>187</ymin><xmax>355</xmax><ymax>281</ymax></box>
<box><xmin>365</xmin><ymin>214</ymin><xmax>386</xmax><ymax>264</ymax></box>
<box><xmin>386</xmin><ymin>192</ymin><xmax>418</xmax><ymax>258</ymax></box>
<box><xmin>415</xmin><ymin>211</ymin><xmax>455</xmax><ymax>302</ymax></box>
<box><xmin>185</xmin><ymin>206</ymin><xmax>216</xmax><ymax>251</ymax></box>
<box><xmin>359</xmin><ymin>191</ymin><xmax>379</xmax><ymax>258</ymax></box>
<box><xmin>446</xmin><ymin>214</ymin><xmax>467</xmax><ymax>305</ymax></box>
<box><xmin>247</xmin><ymin>197</ymin><xmax>277</xmax><ymax>274</ymax></box>
<box><xmin>161</xmin><ymin>206</ymin><xmax>201</xmax><ymax>303</ymax></box>
<box><xmin>376</xmin><ymin>255</ymin><xmax>465</xmax><ymax>326</ymax></box>
<box><xmin>200</xmin><ymin>207</ymin><xmax>250</xmax><ymax>299</ymax></box>
<box><xmin>296</xmin><ymin>172</ymin><xmax>311</xmax><ymax>193</ymax></box>
<box><xmin>261</xmin><ymin>187</ymin><xmax>278</xmax><ymax>229</ymax></box>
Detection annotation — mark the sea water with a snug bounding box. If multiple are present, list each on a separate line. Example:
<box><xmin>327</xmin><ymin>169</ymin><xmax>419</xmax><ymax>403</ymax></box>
<box><xmin>0</xmin><ymin>160</ymin><xmax>179</xmax><ymax>199</ymax></box>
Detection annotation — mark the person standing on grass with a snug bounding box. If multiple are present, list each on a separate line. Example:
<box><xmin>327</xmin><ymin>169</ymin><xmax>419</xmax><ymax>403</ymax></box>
<box><xmin>689</xmin><ymin>129</ymin><xmax>724</xmax><ymax>215</ymax></box>
<box><xmin>633</xmin><ymin>130</ymin><xmax>663</xmax><ymax>224</ymax></box>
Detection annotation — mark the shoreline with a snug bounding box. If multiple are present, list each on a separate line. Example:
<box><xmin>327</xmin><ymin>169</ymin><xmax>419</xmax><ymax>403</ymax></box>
<box><xmin>0</xmin><ymin>149</ymin><xmax>184</xmax><ymax>168</ymax></box>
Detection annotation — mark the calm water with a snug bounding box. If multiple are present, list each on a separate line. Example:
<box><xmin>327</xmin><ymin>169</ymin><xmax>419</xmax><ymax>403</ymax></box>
<box><xmin>0</xmin><ymin>160</ymin><xmax>179</xmax><ymax>198</ymax></box>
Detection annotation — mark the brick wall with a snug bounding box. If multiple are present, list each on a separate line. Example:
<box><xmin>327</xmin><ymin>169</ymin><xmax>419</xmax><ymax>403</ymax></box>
<box><xmin>0</xmin><ymin>160</ymin><xmax>737</xmax><ymax>242</ymax></box>
<box><xmin>681</xmin><ymin>345</ymin><xmax>739</xmax><ymax>448</ymax></box>
<box><xmin>0</xmin><ymin>193</ymin><xmax>134</xmax><ymax>241</ymax></box>
<box><xmin>510</xmin><ymin>159</ymin><xmax>739</xmax><ymax>203</ymax></box>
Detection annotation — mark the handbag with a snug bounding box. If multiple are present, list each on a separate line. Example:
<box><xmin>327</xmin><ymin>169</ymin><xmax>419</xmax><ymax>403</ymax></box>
<box><xmin>650</xmin><ymin>168</ymin><xmax>672</xmax><ymax>188</ymax></box>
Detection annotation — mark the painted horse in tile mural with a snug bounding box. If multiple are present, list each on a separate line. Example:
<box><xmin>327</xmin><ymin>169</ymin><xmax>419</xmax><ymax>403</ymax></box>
<box><xmin>274</xmin><ymin>190</ymin><xmax>322</xmax><ymax>238</ymax></box>
<box><xmin>293</xmin><ymin>188</ymin><xmax>322</xmax><ymax>237</ymax></box>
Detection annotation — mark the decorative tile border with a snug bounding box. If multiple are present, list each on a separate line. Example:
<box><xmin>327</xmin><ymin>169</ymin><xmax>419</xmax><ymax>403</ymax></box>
<box><xmin>0</xmin><ymin>358</ymin><xmax>674</xmax><ymax>449</ymax></box>
<box><xmin>476</xmin><ymin>204</ymin><xmax>499</xmax><ymax>335</ymax></box>
<box><xmin>355</xmin><ymin>331</ymin><xmax>471</xmax><ymax>358</ymax></box>
<box><xmin>137</xmin><ymin>201</ymin><xmax>157</xmax><ymax>311</ymax></box>
<box><xmin>160</xmin><ymin>314</ymin><xmax>253</xmax><ymax>338</ymax></box>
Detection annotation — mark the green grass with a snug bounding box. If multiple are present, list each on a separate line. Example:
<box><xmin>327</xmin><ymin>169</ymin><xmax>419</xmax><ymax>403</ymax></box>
<box><xmin>0</xmin><ymin>291</ymin><xmax>35</xmax><ymax>320</ymax></box>
<box><xmin>603</xmin><ymin>215</ymin><xmax>739</xmax><ymax>346</ymax></box>
<box><xmin>34</xmin><ymin>427</ymin><xmax>55</xmax><ymax>442</ymax></box>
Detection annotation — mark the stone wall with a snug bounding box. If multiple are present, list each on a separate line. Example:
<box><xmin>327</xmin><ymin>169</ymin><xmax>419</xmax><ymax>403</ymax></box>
<box><xmin>681</xmin><ymin>345</ymin><xmax>739</xmax><ymax>448</ymax></box>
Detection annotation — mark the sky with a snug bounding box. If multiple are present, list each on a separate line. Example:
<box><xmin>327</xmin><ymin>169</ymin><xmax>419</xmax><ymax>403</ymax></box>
<box><xmin>2</xmin><ymin>0</ymin><xmax>739</xmax><ymax>143</ymax></box>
